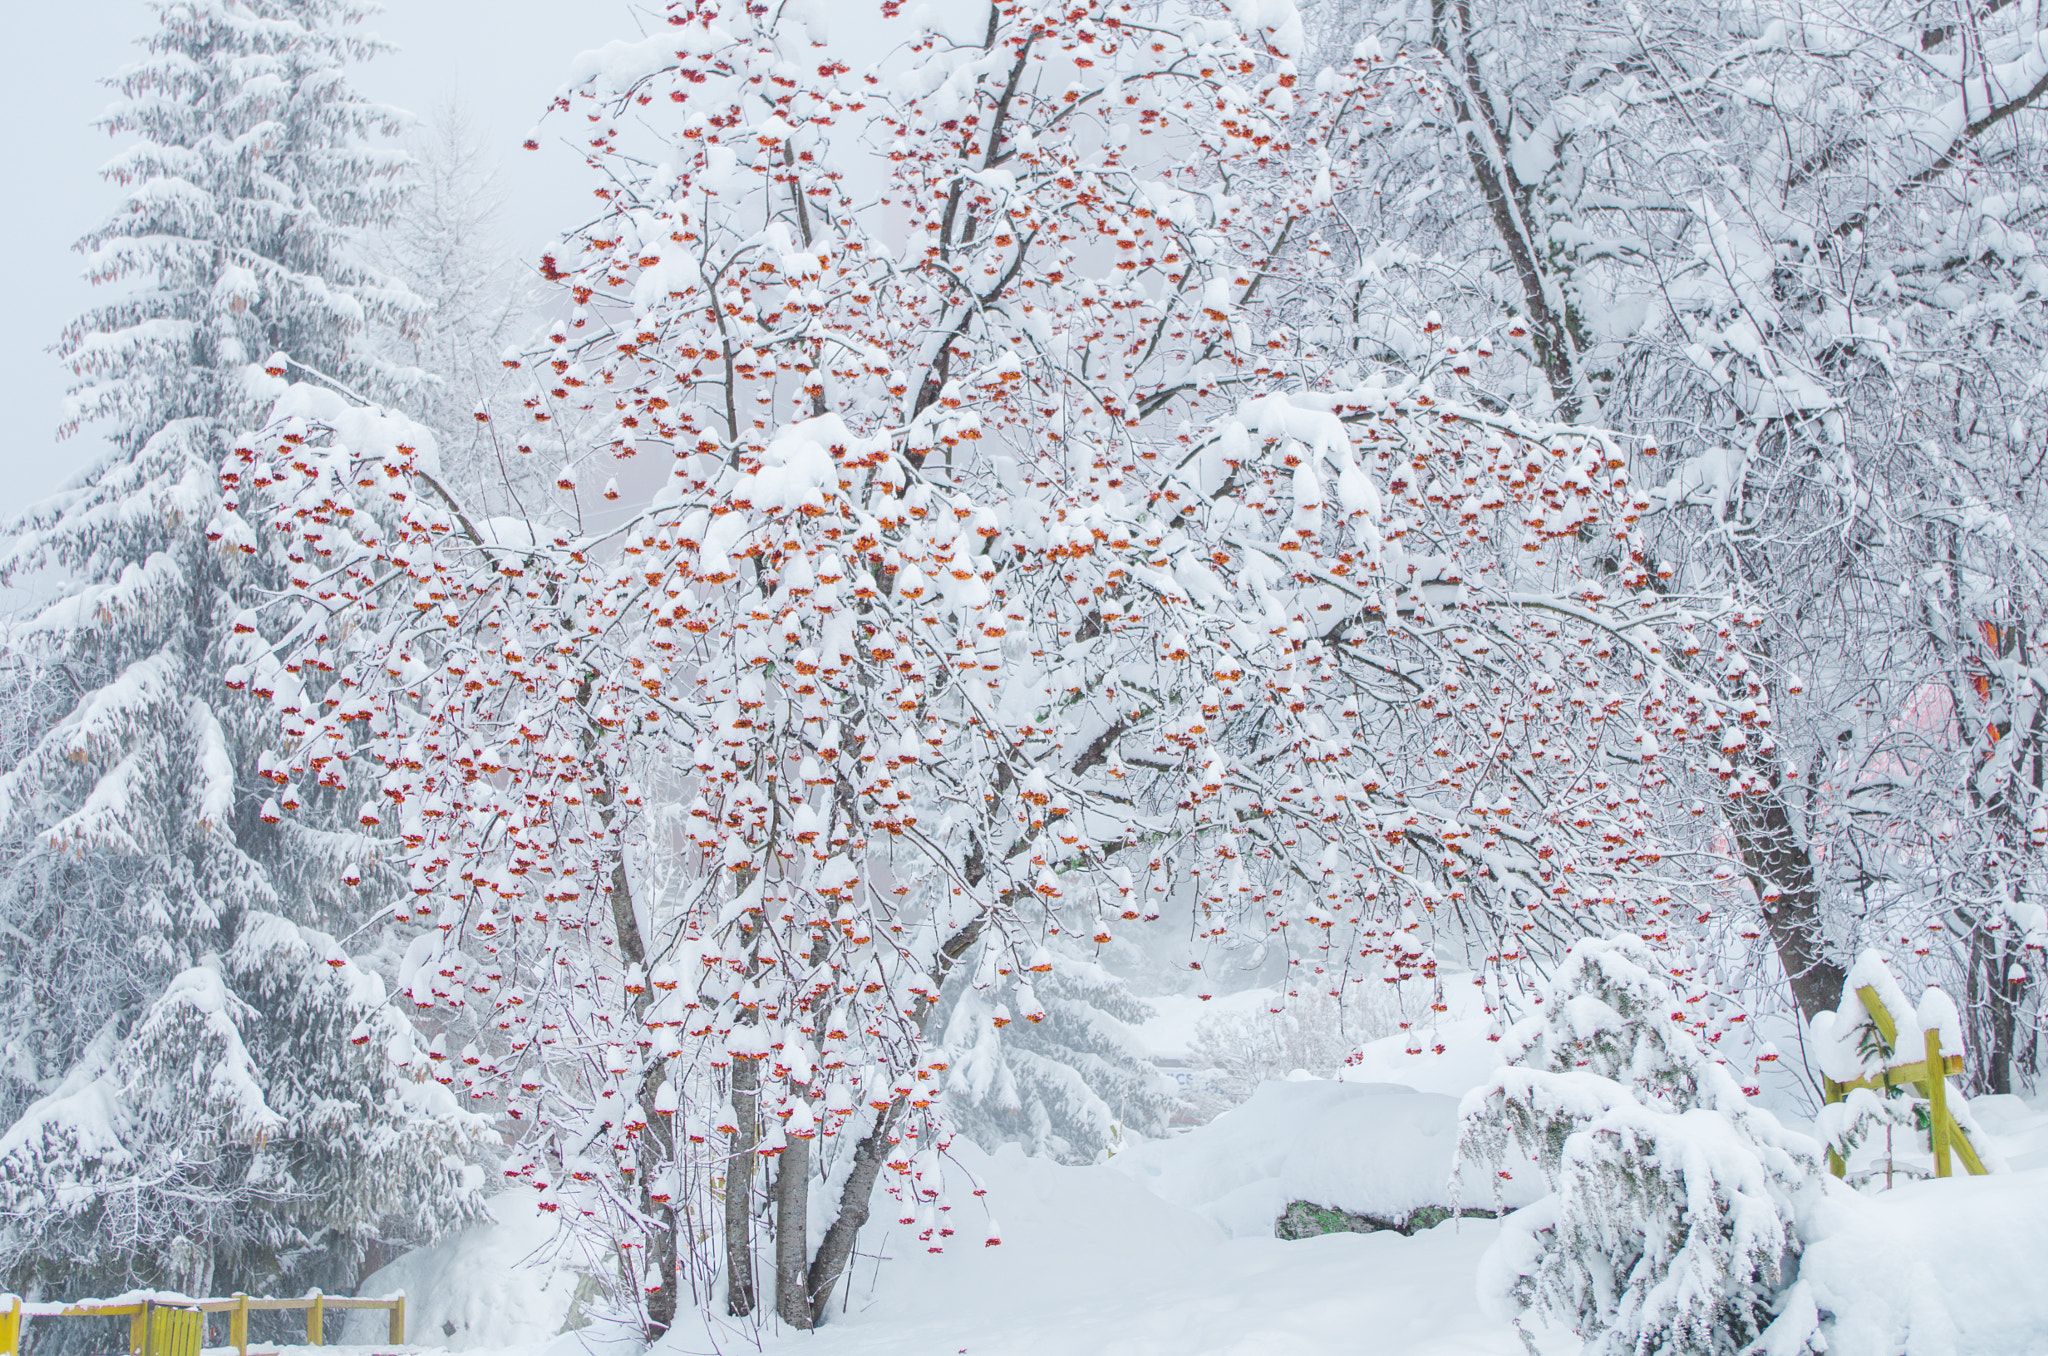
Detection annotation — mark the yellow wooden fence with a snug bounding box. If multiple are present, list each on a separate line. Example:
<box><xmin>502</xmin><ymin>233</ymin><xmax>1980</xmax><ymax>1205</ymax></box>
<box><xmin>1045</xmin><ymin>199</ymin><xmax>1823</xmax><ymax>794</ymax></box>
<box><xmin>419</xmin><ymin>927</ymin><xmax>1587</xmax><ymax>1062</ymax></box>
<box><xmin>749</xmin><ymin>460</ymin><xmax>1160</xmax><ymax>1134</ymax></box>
<box><xmin>0</xmin><ymin>1291</ymin><xmax>404</xmax><ymax>1356</ymax></box>
<box><xmin>1820</xmin><ymin>983</ymin><xmax>1987</xmax><ymax>1179</ymax></box>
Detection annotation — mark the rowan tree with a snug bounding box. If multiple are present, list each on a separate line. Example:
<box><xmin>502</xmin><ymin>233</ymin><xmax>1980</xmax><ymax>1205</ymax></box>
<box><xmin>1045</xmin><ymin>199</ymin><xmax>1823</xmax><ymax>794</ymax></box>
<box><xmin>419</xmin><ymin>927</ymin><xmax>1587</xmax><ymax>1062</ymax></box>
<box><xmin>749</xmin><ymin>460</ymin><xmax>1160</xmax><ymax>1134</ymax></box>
<box><xmin>237</xmin><ymin>0</ymin><xmax>1747</xmax><ymax>1332</ymax></box>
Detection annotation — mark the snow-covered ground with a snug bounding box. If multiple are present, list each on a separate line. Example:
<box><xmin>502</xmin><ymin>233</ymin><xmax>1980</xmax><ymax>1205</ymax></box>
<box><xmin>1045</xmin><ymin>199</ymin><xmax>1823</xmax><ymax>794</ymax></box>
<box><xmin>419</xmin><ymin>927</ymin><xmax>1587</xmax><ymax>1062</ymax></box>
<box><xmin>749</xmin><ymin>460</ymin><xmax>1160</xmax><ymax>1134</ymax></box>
<box><xmin>353</xmin><ymin>1020</ymin><xmax>2048</xmax><ymax>1356</ymax></box>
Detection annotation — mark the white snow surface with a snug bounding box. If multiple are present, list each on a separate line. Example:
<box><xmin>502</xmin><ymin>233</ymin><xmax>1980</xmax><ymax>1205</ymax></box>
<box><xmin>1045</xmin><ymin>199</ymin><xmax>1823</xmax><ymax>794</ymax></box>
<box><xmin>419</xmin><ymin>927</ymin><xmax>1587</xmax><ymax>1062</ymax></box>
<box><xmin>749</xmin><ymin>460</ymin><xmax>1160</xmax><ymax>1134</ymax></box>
<box><xmin>1132</xmin><ymin>986</ymin><xmax>1274</xmax><ymax>1059</ymax></box>
<box><xmin>1114</xmin><ymin>1078</ymin><xmax>1541</xmax><ymax>1237</ymax></box>
<box><xmin>348</xmin><ymin>1061</ymin><xmax>2048</xmax><ymax>1356</ymax></box>
<box><xmin>1781</xmin><ymin>1166</ymin><xmax>2048</xmax><ymax>1356</ymax></box>
<box><xmin>343</xmin><ymin>1192</ymin><xmax>586</xmax><ymax>1349</ymax></box>
<box><xmin>674</xmin><ymin>1131</ymin><xmax>1519</xmax><ymax>1356</ymax></box>
<box><xmin>1338</xmin><ymin>1012</ymin><xmax>1512</xmax><ymax>1098</ymax></box>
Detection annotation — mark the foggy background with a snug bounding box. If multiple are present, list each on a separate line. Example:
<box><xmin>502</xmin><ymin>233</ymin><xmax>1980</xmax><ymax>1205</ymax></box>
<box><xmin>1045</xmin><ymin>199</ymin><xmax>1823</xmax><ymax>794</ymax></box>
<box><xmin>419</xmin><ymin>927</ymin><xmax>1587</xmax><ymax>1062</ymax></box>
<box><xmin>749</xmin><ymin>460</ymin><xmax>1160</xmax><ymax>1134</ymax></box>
<box><xmin>0</xmin><ymin>0</ymin><xmax>636</xmax><ymax>518</ymax></box>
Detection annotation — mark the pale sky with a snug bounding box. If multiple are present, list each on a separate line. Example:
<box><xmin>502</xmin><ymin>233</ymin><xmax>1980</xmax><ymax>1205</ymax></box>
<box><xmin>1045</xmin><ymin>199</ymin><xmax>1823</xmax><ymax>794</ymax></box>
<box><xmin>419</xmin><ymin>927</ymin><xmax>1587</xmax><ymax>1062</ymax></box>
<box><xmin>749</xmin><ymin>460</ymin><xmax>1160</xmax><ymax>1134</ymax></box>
<box><xmin>0</xmin><ymin>0</ymin><xmax>636</xmax><ymax>517</ymax></box>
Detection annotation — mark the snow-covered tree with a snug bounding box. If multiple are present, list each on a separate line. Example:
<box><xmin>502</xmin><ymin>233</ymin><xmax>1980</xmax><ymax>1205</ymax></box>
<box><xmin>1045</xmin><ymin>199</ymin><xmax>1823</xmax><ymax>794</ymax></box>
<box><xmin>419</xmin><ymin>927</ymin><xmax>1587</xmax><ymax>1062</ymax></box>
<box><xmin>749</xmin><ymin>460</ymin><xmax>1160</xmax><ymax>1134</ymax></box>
<box><xmin>1273</xmin><ymin>0</ymin><xmax>2048</xmax><ymax>1087</ymax></box>
<box><xmin>939</xmin><ymin>950</ymin><xmax>1173</xmax><ymax>1163</ymax></box>
<box><xmin>0</xmin><ymin>0</ymin><xmax>483</xmax><ymax>1299</ymax></box>
<box><xmin>238</xmin><ymin>0</ymin><xmax>1754</xmax><ymax>1335</ymax></box>
<box><xmin>1461</xmin><ymin>935</ymin><xmax>1833</xmax><ymax>1356</ymax></box>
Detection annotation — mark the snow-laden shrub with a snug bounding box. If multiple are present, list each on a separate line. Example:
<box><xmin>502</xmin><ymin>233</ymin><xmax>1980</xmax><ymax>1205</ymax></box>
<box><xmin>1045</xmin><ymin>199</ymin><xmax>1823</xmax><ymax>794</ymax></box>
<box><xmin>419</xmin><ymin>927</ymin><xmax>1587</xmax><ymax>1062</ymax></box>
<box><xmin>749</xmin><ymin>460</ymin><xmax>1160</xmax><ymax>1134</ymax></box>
<box><xmin>1459</xmin><ymin>936</ymin><xmax>1834</xmax><ymax>1356</ymax></box>
<box><xmin>1186</xmin><ymin>987</ymin><xmax>1409</xmax><ymax>1120</ymax></box>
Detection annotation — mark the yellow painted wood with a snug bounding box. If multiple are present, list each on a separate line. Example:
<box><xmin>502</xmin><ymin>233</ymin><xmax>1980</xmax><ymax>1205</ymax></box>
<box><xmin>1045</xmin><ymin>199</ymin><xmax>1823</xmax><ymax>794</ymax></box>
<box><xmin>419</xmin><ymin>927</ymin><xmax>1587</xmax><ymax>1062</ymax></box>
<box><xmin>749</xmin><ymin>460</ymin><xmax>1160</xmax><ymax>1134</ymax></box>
<box><xmin>32</xmin><ymin>1284</ymin><xmax>417</xmax><ymax>1349</ymax></box>
<box><xmin>148</xmin><ymin>1307</ymin><xmax>200</xmax><ymax>1356</ymax></box>
<box><xmin>1830</xmin><ymin>1054</ymin><xmax>1965</xmax><ymax>1097</ymax></box>
<box><xmin>2</xmin><ymin>1294</ymin><xmax>21</xmax><ymax>1356</ymax></box>
<box><xmin>1855</xmin><ymin>985</ymin><xmax>1899</xmax><ymax>1047</ymax></box>
<box><xmin>1925</xmin><ymin>1027</ymin><xmax>1951</xmax><ymax>1178</ymax></box>
<box><xmin>1822</xmin><ymin>1076</ymin><xmax>1848</xmax><ymax>1177</ymax></box>
<box><xmin>1952</xmin><ymin>1122</ymin><xmax>1989</xmax><ymax>1176</ymax></box>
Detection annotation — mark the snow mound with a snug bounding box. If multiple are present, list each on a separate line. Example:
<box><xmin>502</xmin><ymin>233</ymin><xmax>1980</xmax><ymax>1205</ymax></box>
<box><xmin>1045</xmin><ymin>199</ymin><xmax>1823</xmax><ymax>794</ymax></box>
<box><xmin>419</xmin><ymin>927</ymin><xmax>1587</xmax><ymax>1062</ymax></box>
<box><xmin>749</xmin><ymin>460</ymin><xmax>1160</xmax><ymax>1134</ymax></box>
<box><xmin>1113</xmin><ymin>1078</ymin><xmax>1540</xmax><ymax>1238</ymax></box>
<box><xmin>1337</xmin><ymin>1014</ymin><xmax>1508</xmax><ymax>1098</ymax></box>
<box><xmin>1133</xmin><ymin>986</ymin><xmax>1274</xmax><ymax>1060</ymax></box>
<box><xmin>342</xmin><ymin>1192</ymin><xmax>584</xmax><ymax>1350</ymax></box>
<box><xmin>1789</xmin><ymin>1166</ymin><xmax>2048</xmax><ymax>1356</ymax></box>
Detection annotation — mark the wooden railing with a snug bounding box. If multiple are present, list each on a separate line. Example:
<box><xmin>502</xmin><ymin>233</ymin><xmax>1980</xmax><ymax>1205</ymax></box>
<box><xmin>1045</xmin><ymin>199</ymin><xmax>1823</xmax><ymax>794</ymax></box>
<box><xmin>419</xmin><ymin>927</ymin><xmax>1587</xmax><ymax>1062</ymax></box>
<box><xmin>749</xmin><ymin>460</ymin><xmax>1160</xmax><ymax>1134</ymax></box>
<box><xmin>0</xmin><ymin>1291</ymin><xmax>405</xmax><ymax>1356</ymax></box>
<box><xmin>1820</xmin><ymin>982</ymin><xmax>1988</xmax><ymax>1179</ymax></box>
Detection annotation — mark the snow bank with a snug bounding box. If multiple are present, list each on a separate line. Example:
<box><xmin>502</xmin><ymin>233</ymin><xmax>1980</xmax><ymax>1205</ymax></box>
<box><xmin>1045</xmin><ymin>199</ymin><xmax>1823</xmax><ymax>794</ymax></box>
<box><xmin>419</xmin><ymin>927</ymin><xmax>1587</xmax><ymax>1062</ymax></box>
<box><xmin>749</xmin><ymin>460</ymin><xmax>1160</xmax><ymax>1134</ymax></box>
<box><xmin>1788</xmin><ymin>1167</ymin><xmax>2048</xmax><ymax>1356</ymax></box>
<box><xmin>676</xmin><ymin>1134</ymin><xmax>1518</xmax><ymax>1356</ymax></box>
<box><xmin>342</xmin><ymin>1192</ymin><xmax>584</xmax><ymax>1350</ymax></box>
<box><xmin>1131</xmin><ymin>986</ymin><xmax>1273</xmax><ymax>1059</ymax></box>
<box><xmin>1113</xmin><ymin>1078</ymin><xmax>1540</xmax><ymax>1238</ymax></box>
<box><xmin>1338</xmin><ymin>1013</ymin><xmax>1507</xmax><ymax>1098</ymax></box>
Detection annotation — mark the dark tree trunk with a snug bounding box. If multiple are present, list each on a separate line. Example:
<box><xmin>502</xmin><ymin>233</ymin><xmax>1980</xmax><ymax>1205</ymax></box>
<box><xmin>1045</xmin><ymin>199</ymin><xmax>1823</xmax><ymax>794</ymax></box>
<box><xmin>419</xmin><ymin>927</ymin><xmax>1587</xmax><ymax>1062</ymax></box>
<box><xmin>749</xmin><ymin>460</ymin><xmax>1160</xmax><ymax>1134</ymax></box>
<box><xmin>806</xmin><ymin>912</ymin><xmax>990</xmax><ymax>1323</ymax></box>
<box><xmin>774</xmin><ymin>1134</ymin><xmax>812</xmax><ymax>1328</ymax></box>
<box><xmin>1970</xmin><ymin>922</ymin><xmax>2026</xmax><ymax>1095</ymax></box>
<box><xmin>724</xmin><ymin>1058</ymin><xmax>759</xmax><ymax>1317</ymax></box>
<box><xmin>1728</xmin><ymin>776</ymin><xmax>1846</xmax><ymax>1020</ymax></box>
<box><xmin>804</xmin><ymin>1099</ymin><xmax>900</xmax><ymax>1325</ymax></box>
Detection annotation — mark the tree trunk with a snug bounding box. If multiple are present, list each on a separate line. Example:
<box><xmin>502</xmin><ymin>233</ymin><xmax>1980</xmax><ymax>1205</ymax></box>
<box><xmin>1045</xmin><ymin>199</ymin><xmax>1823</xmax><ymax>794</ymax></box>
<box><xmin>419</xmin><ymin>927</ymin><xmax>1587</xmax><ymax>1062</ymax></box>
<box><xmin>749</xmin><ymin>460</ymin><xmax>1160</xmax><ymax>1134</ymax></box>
<box><xmin>804</xmin><ymin>1099</ymin><xmax>900</xmax><ymax>1325</ymax></box>
<box><xmin>639</xmin><ymin>1069</ymin><xmax>679</xmax><ymax>1336</ymax></box>
<box><xmin>1969</xmin><ymin>921</ymin><xmax>2025</xmax><ymax>1095</ymax></box>
<box><xmin>724</xmin><ymin>1058</ymin><xmax>759</xmax><ymax>1317</ymax></box>
<box><xmin>1728</xmin><ymin>775</ymin><xmax>1846</xmax><ymax>1021</ymax></box>
<box><xmin>774</xmin><ymin>1133</ymin><xmax>812</xmax><ymax>1328</ymax></box>
<box><xmin>806</xmin><ymin>911</ymin><xmax>990</xmax><ymax>1323</ymax></box>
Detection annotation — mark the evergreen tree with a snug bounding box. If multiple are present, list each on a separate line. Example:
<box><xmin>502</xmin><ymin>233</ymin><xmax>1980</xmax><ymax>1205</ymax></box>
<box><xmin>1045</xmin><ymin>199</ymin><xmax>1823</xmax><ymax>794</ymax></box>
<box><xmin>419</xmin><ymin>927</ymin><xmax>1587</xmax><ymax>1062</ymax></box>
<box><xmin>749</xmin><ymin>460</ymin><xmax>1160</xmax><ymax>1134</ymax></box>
<box><xmin>1460</xmin><ymin>936</ymin><xmax>1832</xmax><ymax>1356</ymax></box>
<box><xmin>940</xmin><ymin>952</ymin><xmax>1176</xmax><ymax>1164</ymax></box>
<box><xmin>0</xmin><ymin>0</ymin><xmax>482</xmax><ymax>1299</ymax></box>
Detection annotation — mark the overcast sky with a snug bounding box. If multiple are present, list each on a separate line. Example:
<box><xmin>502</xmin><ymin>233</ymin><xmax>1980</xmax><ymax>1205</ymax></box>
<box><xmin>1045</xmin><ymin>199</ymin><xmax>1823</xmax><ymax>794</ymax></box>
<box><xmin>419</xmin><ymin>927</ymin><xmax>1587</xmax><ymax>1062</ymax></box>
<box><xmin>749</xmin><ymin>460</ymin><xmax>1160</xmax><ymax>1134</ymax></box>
<box><xmin>0</xmin><ymin>0</ymin><xmax>637</xmax><ymax>518</ymax></box>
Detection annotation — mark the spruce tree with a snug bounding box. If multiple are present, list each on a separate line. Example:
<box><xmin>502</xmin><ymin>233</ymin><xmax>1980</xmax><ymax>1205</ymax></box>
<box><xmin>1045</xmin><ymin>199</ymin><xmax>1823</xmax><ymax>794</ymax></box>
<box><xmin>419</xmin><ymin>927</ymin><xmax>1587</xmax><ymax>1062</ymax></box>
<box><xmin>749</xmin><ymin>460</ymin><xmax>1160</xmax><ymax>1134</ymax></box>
<box><xmin>0</xmin><ymin>0</ymin><xmax>482</xmax><ymax>1300</ymax></box>
<box><xmin>1459</xmin><ymin>937</ymin><xmax>1832</xmax><ymax>1356</ymax></box>
<box><xmin>939</xmin><ymin>952</ymin><xmax>1176</xmax><ymax>1164</ymax></box>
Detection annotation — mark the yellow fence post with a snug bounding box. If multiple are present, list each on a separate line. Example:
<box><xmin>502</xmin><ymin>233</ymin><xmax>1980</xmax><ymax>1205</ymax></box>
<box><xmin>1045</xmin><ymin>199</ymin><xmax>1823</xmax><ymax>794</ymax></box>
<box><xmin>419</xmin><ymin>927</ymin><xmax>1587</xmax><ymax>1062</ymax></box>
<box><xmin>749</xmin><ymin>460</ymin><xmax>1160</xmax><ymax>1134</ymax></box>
<box><xmin>1924</xmin><ymin>1026</ymin><xmax>1952</xmax><ymax>1178</ymax></box>
<box><xmin>387</xmin><ymin>1296</ymin><xmax>406</xmax><ymax>1346</ymax></box>
<box><xmin>1821</xmin><ymin>1076</ymin><xmax>1847</xmax><ymax>1177</ymax></box>
<box><xmin>130</xmin><ymin>1304</ymin><xmax>149</xmax><ymax>1356</ymax></box>
<box><xmin>1</xmin><ymin>1295</ymin><xmax>20</xmax><ymax>1356</ymax></box>
<box><xmin>307</xmin><ymin>1291</ymin><xmax>323</xmax><ymax>1347</ymax></box>
<box><xmin>231</xmin><ymin>1294</ymin><xmax>249</xmax><ymax>1356</ymax></box>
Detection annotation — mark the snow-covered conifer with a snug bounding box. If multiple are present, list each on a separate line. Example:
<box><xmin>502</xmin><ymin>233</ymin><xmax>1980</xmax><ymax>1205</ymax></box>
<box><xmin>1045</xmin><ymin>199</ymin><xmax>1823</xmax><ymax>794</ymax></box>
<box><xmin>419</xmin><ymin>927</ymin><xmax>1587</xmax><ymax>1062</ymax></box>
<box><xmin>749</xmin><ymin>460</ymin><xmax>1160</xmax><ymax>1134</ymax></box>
<box><xmin>940</xmin><ymin>953</ymin><xmax>1174</xmax><ymax>1164</ymax></box>
<box><xmin>0</xmin><ymin>0</ymin><xmax>482</xmax><ymax>1298</ymax></box>
<box><xmin>1460</xmin><ymin>935</ymin><xmax>1832</xmax><ymax>1356</ymax></box>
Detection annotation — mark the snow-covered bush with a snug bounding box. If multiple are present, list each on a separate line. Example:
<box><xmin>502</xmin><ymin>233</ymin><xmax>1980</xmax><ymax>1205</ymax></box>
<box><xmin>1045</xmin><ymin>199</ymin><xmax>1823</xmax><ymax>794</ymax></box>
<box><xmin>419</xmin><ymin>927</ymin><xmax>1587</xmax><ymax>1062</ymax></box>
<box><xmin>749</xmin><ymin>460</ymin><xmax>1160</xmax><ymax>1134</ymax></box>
<box><xmin>1460</xmin><ymin>936</ymin><xmax>1833</xmax><ymax>1356</ymax></box>
<box><xmin>1187</xmin><ymin>989</ymin><xmax>1405</xmax><ymax>1119</ymax></box>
